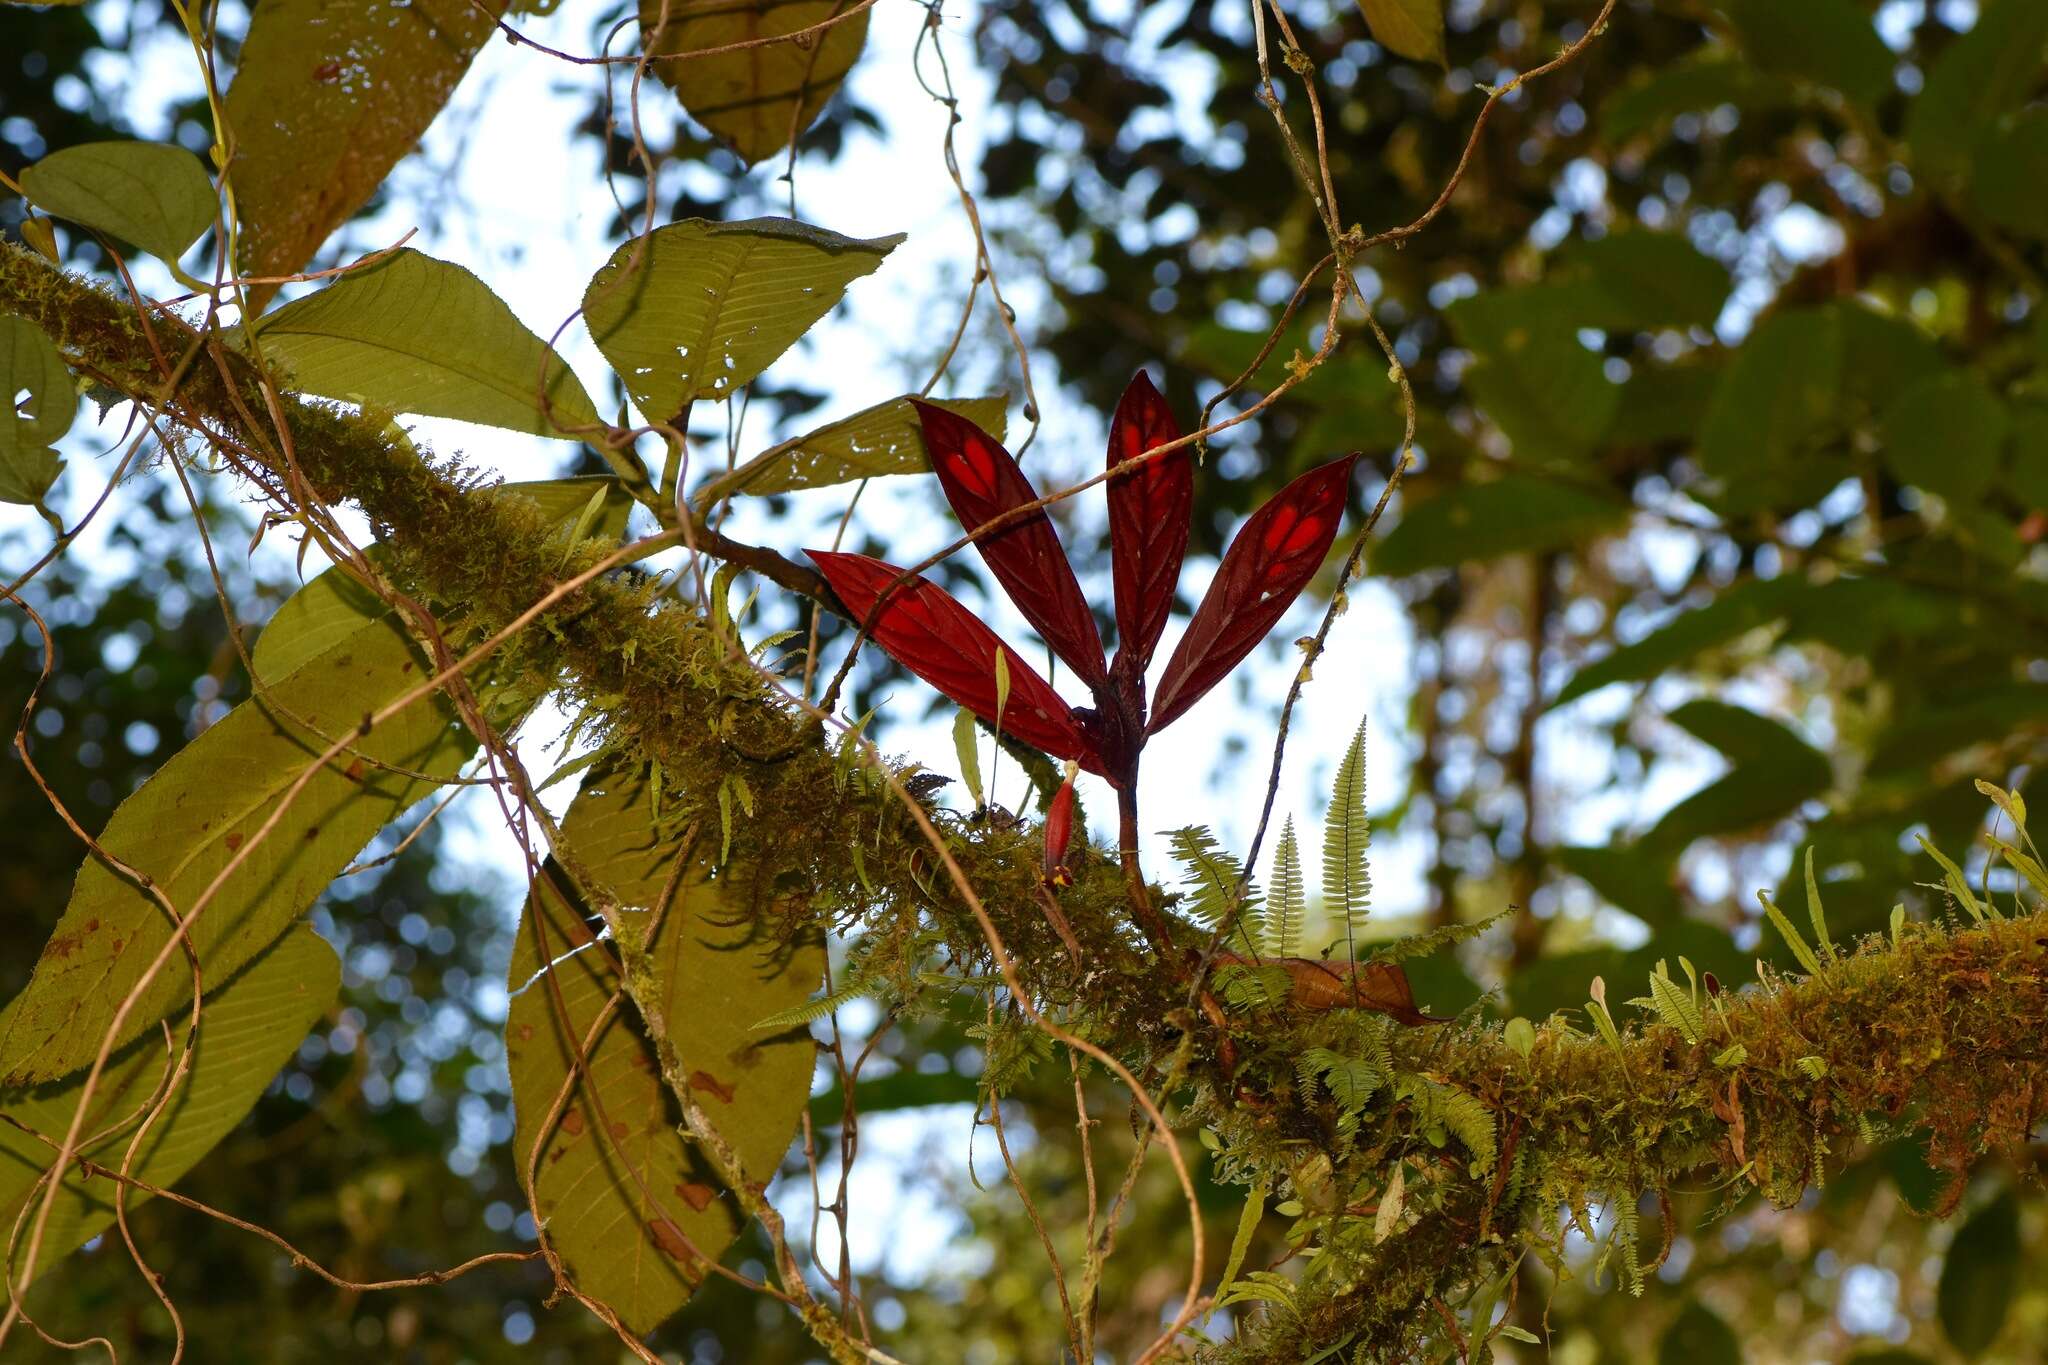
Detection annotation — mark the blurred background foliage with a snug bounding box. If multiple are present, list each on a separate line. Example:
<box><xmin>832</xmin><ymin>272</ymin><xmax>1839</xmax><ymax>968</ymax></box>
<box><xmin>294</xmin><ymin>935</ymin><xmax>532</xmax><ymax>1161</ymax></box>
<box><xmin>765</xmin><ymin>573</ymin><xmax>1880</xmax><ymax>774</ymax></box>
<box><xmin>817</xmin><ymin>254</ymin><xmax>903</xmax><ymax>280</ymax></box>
<box><xmin>2</xmin><ymin>0</ymin><xmax>2045</xmax><ymax>1360</ymax></box>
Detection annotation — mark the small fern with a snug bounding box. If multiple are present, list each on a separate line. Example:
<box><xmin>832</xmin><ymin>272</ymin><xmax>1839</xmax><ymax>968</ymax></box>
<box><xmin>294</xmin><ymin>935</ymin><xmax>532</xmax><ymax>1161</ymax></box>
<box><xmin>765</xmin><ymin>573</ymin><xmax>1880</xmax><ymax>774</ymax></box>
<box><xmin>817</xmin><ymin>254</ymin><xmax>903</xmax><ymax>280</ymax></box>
<box><xmin>1298</xmin><ymin>1046</ymin><xmax>1385</xmax><ymax>1110</ymax></box>
<box><xmin>1167</xmin><ymin>826</ymin><xmax>1262</xmax><ymax>948</ymax></box>
<box><xmin>1629</xmin><ymin>960</ymin><xmax>1705</xmax><ymax>1045</ymax></box>
<box><xmin>1323</xmin><ymin>718</ymin><xmax>1372</xmax><ymax>964</ymax></box>
<box><xmin>1267</xmin><ymin>816</ymin><xmax>1306</xmax><ymax>958</ymax></box>
<box><xmin>1398</xmin><ymin>1075</ymin><xmax>1497</xmax><ymax>1174</ymax></box>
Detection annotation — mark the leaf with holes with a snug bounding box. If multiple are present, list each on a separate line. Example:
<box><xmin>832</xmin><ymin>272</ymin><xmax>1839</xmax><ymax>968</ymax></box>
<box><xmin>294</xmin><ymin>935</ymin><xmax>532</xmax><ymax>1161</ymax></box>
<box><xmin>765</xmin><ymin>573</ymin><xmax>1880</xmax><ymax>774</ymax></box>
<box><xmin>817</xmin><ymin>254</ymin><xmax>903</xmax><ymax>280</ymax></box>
<box><xmin>253</xmin><ymin>249</ymin><xmax>601</xmax><ymax>439</ymax></box>
<box><xmin>0</xmin><ymin>314</ymin><xmax>71</xmax><ymax>507</ymax></box>
<box><xmin>641</xmin><ymin>0</ymin><xmax>871</xmax><ymax>165</ymax></box>
<box><xmin>19</xmin><ymin>140</ymin><xmax>216</xmax><ymax>266</ymax></box>
<box><xmin>695</xmin><ymin>393</ymin><xmax>1005</xmax><ymax>501</ymax></box>
<box><xmin>0</xmin><ymin>926</ymin><xmax>337</xmax><ymax>1285</ymax></box>
<box><xmin>505</xmin><ymin>761</ymin><xmax>822</xmax><ymax>1334</ymax></box>
<box><xmin>583</xmin><ymin>218</ymin><xmax>900</xmax><ymax>424</ymax></box>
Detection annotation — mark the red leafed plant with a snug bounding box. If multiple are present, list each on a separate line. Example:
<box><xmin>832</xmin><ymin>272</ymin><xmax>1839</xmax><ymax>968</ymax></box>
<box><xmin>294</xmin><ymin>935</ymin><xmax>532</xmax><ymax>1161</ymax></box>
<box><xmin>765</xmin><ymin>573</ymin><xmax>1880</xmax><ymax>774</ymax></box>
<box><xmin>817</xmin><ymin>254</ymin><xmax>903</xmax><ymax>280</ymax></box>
<box><xmin>807</xmin><ymin>372</ymin><xmax>1358</xmax><ymax>794</ymax></box>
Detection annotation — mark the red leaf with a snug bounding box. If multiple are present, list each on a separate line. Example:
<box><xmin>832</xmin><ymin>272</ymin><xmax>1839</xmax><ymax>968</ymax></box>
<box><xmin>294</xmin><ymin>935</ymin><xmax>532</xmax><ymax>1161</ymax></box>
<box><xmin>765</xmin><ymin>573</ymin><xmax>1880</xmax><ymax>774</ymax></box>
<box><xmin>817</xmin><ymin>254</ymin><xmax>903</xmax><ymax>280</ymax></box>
<box><xmin>1105</xmin><ymin>371</ymin><xmax>1192</xmax><ymax>688</ymax></box>
<box><xmin>807</xmin><ymin>550</ymin><xmax>1098</xmax><ymax>769</ymax></box>
<box><xmin>910</xmin><ymin>401</ymin><xmax>1107</xmax><ymax>690</ymax></box>
<box><xmin>1148</xmin><ymin>455</ymin><xmax>1357</xmax><ymax>733</ymax></box>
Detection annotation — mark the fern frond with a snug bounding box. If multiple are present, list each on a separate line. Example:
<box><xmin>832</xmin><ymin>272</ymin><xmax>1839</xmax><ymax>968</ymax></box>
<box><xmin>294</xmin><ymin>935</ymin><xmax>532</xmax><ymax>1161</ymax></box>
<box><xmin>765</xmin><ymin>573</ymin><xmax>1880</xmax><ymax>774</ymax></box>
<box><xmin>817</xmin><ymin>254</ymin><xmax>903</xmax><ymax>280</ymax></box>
<box><xmin>1167</xmin><ymin>825</ymin><xmax>1262</xmax><ymax>946</ymax></box>
<box><xmin>1636</xmin><ymin>962</ymin><xmax>1706</xmax><ymax>1044</ymax></box>
<box><xmin>1267</xmin><ymin>816</ymin><xmax>1306</xmax><ymax>959</ymax></box>
<box><xmin>753</xmin><ymin>973</ymin><xmax>878</xmax><ymax>1031</ymax></box>
<box><xmin>1298</xmin><ymin>1046</ymin><xmax>1383</xmax><ymax>1111</ymax></box>
<box><xmin>1323</xmin><ymin>717</ymin><xmax>1372</xmax><ymax>956</ymax></box>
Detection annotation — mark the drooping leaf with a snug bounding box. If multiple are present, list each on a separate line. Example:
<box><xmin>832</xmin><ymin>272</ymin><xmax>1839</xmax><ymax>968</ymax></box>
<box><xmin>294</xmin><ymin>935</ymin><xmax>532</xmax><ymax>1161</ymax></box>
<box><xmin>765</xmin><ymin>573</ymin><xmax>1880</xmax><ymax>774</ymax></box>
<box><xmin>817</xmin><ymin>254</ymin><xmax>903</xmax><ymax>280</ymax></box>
<box><xmin>914</xmin><ymin>399</ymin><xmax>1106</xmax><ymax>689</ymax></box>
<box><xmin>1447</xmin><ymin>289</ymin><xmax>1619</xmax><ymax>466</ymax></box>
<box><xmin>0</xmin><ymin>313</ymin><xmax>72</xmax><ymax>507</ymax></box>
<box><xmin>1354</xmin><ymin>0</ymin><xmax>1444</xmax><ymax>65</ymax></box>
<box><xmin>1600</xmin><ymin>47</ymin><xmax>1796</xmax><ymax>146</ymax></box>
<box><xmin>806</xmin><ymin>550</ymin><xmax>1094</xmax><ymax>767</ymax></box>
<box><xmin>252</xmin><ymin>249</ymin><xmax>601</xmax><ymax>439</ymax></box>
<box><xmin>1322</xmin><ymin>717</ymin><xmax>1371</xmax><ymax>940</ymax></box>
<box><xmin>1150</xmin><ymin>455</ymin><xmax>1357</xmax><ymax>731</ymax></box>
<box><xmin>1646</xmin><ymin>701</ymin><xmax>1831</xmax><ymax>851</ymax></box>
<box><xmin>0</xmin><ymin>926</ymin><xmax>337</xmax><ymax>1285</ymax></box>
<box><xmin>1216</xmin><ymin>955</ymin><xmax>1441</xmax><ymax>1025</ymax></box>
<box><xmin>693</xmin><ymin>393</ymin><xmax>1006</xmax><ymax>501</ymax></box>
<box><xmin>1696</xmin><ymin>306</ymin><xmax>1843</xmax><ymax>513</ymax></box>
<box><xmin>1372</xmin><ymin>476</ymin><xmax>1629</xmax><ymax>578</ymax></box>
<box><xmin>1551</xmin><ymin>230</ymin><xmax>1731</xmax><ymax>332</ymax></box>
<box><xmin>641</xmin><ymin>0</ymin><xmax>871</xmax><ymax>165</ymax></box>
<box><xmin>1717</xmin><ymin>0</ymin><xmax>1893</xmax><ymax>113</ymax></box>
<box><xmin>0</xmin><ymin>618</ymin><xmax>475</xmax><ymax>1084</ymax></box>
<box><xmin>506</xmin><ymin>761</ymin><xmax>823</xmax><ymax>1335</ymax></box>
<box><xmin>952</xmin><ymin>708</ymin><xmax>985</xmax><ymax>809</ymax></box>
<box><xmin>582</xmin><ymin>218</ymin><xmax>900</xmax><ymax>424</ymax></box>
<box><xmin>1882</xmin><ymin>369</ymin><xmax>2008</xmax><ymax>503</ymax></box>
<box><xmin>252</xmin><ymin>477</ymin><xmax>633</xmax><ymax>684</ymax></box>
<box><xmin>226</xmin><ymin>0</ymin><xmax>504</xmax><ymax>308</ymax></box>
<box><xmin>1105</xmin><ymin>370</ymin><xmax>1193</xmax><ymax>683</ymax></box>
<box><xmin>1906</xmin><ymin>0</ymin><xmax>2048</xmax><ymax>196</ymax></box>
<box><xmin>1552</xmin><ymin>577</ymin><xmax>1810</xmax><ymax>708</ymax></box>
<box><xmin>1937</xmin><ymin>1189</ymin><xmax>2021</xmax><ymax>1358</ymax></box>
<box><xmin>18</xmin><ymin>140</ymin><xmax>216</xmax><ymax>266</ymax></box>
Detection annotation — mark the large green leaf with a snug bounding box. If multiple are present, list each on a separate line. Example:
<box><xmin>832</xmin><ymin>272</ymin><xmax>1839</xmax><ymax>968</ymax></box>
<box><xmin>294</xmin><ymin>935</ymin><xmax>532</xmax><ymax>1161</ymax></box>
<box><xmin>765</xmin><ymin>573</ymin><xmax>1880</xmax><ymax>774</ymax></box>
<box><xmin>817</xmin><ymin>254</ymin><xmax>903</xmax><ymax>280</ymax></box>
<box><xmin>1552</xmin><ymin>231</ymin><xmax>1730</xmax><ymax>333</ymax></box>
<box><xmin>0</xmin><ymin>925</ymin><xmax>336</xmax><ymax>1284</ymax></box>
<box><xmin>583</xmin><ymin>218</ymin><xmax>901</xmax><ymax>425</ymax></box>
<box><xmin>0</xmin><ymin>313</ymin><xmax>71</xmax><ymax>506</ymax></box>
<box><xmin>1937</xmin><ymin>1189</ymin><xmax>2021</xmax><ymax>1358</ymax></box>
<box><xmin>252</xmin><ymin>249</ymin><xmax>602</xmax><ymax>439</ymax></box>
<box><xmin>1882</xmin><ymin>369</ymin><xmax>2008</xmax><ymax>502</ymax></box>
<box><xmin>0</xmin><ymin>618</ymin><xmax>472</xmax><ymax>1084</ymax></box>
<box><xmin>18</xmin><ymin>140</ymin><xmax>216</xmax><ymax>266</ymax></box>
<box><xmin>1447</xmin><ymin>290</ymin><xmax>1619</xmax><ymax>466</ymax></box>
<box><xmin>1373</xmin><ymin>477</ymin><xmax>1629</xmax><ymax>577</ymax></box>
<box><xmin>2009</xmin><ymin>402</ymin><xmax>2048</xmax><ymax>507</ymax></box>
<box><xmin>252</xmin><ymin>476</ymin><xmax>633</xmax><ymax>684</ymax></box>
<box><xmin>1696</xmin><ymin>306</ymin><xmax>1842</xmax><ymax>513</ymax></box>
<box><xmin>1906</xmin><ymin>0</ymin><xmax>2048</xmax><ymax>196</ymax></box>
<box><xmin>506</xmin><ymin>762</ymin><xmax>822</xmax><ymax>1335</ymax></box>
<box><xmin>1835</xmin><ymin>300</ymin><xmax>1945</xmax><ymax>409</ymax></box>
<box><xmin>642</xmin><ymin>0</ymin><xmax>871</xmax><ymax>166</ymax></box>
<box><xmin>1717</xmin><ymin>0</ymin><xmax>1893</xmax><ymax>113</ymax></box>
<box><xmin>1355</xmin><ymin>0</ymin><xmax>1443</xmax><ymax>65</ymax></box>
<box><xmin>1554</xmin><ymin>844</ymin><xmax>1683</xmax><ymax>926</ymax></box>
<box><xmin>1648</xmin><ymin>700</ymin><xmax>1831</xmax><ymax>849</ymax></box>
<box><xmin>1600</xmin><ymin>47</ymin><xmax>1796</xmax><ymax>145</ymax></box>
<box><xmin>1656</xmin><ymin>1299</ymin><xmax>1741</xmax><ymax>1365</ymax></box>
<box><xmin>694</xmin><ymin>393</ymin><xmax>1006</xmax><ymax>502</ymax></box>
<box><xmin>1971</xmin><ymin>109</ymin><xmax>2048</xmax><ymax>239</ymax></box>
<box><xmin>225</xmin><ymin>0</ymin><xmax>503</xmax><ymax>307</ymax></box>
<box><xmin>1553</xmin><ymin>577</ymin><xmax>1808</xmax><ymax>707</ymax></box>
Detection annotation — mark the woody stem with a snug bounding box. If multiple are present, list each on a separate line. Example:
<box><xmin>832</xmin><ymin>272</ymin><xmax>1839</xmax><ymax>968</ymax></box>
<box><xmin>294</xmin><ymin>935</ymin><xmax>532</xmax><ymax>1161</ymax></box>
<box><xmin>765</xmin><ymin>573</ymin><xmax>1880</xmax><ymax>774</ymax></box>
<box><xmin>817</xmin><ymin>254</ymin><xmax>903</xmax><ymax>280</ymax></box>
<box><xmin>1116</xmin><ymin>778</ymin><xmax>1180</xmax><ymax>963</ymax></box>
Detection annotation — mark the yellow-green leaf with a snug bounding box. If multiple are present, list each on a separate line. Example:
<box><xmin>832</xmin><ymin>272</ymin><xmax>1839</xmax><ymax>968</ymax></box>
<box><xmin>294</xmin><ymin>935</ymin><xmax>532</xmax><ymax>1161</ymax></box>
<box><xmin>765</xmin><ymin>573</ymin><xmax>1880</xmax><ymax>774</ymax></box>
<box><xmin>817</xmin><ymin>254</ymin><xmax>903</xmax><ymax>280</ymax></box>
<box><xmin>642</xmin><ymin>0</ymin><xmax>871</xmax><ymax>166</ymax></box>
<box><xmin>582</xmin><ymin>217</ymin><xmax>901</xmax><ymax>424</ymax></box>
<box><xmin>506</xmin><ymin>762</ymin><xmax>823</xmax><ymax>1334</ymax></box>
<box><xmin>18</xmin><ymin>140</ymin><xmax>217</xmax><ymax>266</ymax></box>
<box><xmin>0</xmin><ymin>314</ymin><xmax>71</xmax><ymax>507</ymax></box>
<box><xmin>225</xmin><ymin>0</ymin><xmax>503</xmax><ymax>309</ymax></box>
<box><xmin>0</xmin><ymin>925</ymin><xmax>337</xmax><ymax>1284</ymax></box>
<box><xmin>253</xmin><ymin>249</ymin><xmax>602</xmax><ymax>439</ymax></box>
<box><xmin>0</xmin><ymin>618</ymin><xmax>473</xmax><ymax>1084</ymax></box>
<box><xmin>695</xmin><ymin>393</ymin><xmax>1006</xmax><ymax>503</ymax></box>
<box><xmin>1356</xmin><ymin>0</ymin><xmax>1444</xmax><ymax>65</ymax></box>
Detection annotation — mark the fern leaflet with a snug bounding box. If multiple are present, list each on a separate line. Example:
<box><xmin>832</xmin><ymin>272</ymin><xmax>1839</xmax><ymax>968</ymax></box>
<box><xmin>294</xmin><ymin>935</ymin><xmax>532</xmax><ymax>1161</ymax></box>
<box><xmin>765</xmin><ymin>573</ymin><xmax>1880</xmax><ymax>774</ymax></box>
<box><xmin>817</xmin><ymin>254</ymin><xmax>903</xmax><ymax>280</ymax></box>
<box><xmin>1323</xmin><ymin>717</ymin><xmax>1372</xmax><ymax>963</ymax></box>
<box><xmin>1267</xmin><ymin>816</ymin><xmax>1306</xmax><ymax>958</ymax></box>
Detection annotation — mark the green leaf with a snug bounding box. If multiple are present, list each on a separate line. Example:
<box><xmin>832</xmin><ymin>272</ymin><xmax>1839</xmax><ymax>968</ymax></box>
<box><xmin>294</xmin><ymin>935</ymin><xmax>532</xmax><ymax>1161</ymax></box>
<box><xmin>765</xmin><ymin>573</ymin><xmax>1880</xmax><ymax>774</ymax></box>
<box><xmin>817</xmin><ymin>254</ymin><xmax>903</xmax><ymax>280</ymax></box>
<box><xmin>641</xmin><ymin>0</ymin><xmax>872</xmax><ymax>166</ymax></box>
<box><xmin>1447</xmin><ymin>290</ymin><xmax>1619</xmax><ymax>465</ymax></box>
<box><xmin>1167</xmin><ymin>826</ymin><xmax>1260</xmax><ymax>945</ymax></box>
<box><xmin>1717</xmin><ymin>0</ymin><xmax>1893</xmax><ymax>112</ymax></box>
<box><xmin>1373</xmin><ymin>477</ymin><xmax>1629</xmax><ymax>577</ymax></box>
<box><xmin>952</xmin><ymin>708</ymin><xmax>984</xmax><ymax>809</ymax></box>
<box><xmin>1355</xmin><ymin>0</ymin><xmax>1444</xmax><ymax>65</ymax></box>
<box><xmin>18</xmin><ymin>140</ymin><xmax>216</xmax><ymax>266</ymax></box>
<box><xmin>1882</xmin><ymin>369</ymin><xmax>2009</xmax><ymax>502</ymax></box>
<box><xmin>1758</xmin><ymin>891</ymin><xmax>1827</xmax><ymax>978</ymax></box>
<box><xmin>1600</xmin><ymin>47</ymin><xmax>1796</xmax><ymax>146</ymax></box>
<box><xmin>1648</xmin><ymin>701</ymin><xmax>1831</xmax><ymax>850</ymax></box>
<box><xmin>1551</xmin><ymin>230</ymin><xmax>1731</xmax><ymax>332</ymax></box>
<box><xmin>0</xmin><ymin>925</ymin><xmax>337</xmax><ymax>1285</ymax></box>
<box><xmin>1973</xmin><ymin>109</ymin><xmax>2048</xmax><ymax>238</ymax></box>
<box><xmin>1696</xmin><ymin>306</ymin><xmax>1843</xmax><ymax>513</ymax></box>
<box><xmin>582</xmin><ymin>218</ymin><xmax>901</xmax><ymax>424</ymax></box>
<box><xmin>1907</xmin><ymin>0</ymin><xmax>2048</xmax><ymax>196</ymax></box>
<box><xmin>1267</xmin><ymin>816</ymin><xmax>1307</xmax><ymax>959</ymax></box>
<box><xmin>1213</xmin><ymin>1181</ymin><xmax>1269</xmax><ymax>1309</ymax></box>
<box><xmin>1322</xmin><ymin>717</ymin><xmax>1371</xmax><ymax>941</ymax></box>
<box><xmin>0</xmin><ymin>313</ymin><xmax>71</xmax><ymax>506</ymax></box>
<box><xmin>1937</xmin><ymin>1189</ymin><xmax>2021</xmax><ymax>1358</ymax></box>
<box><xmin>1502</xmin><ymin>1016</ymin><xmax>1535</xmax><ymax>1059</ymax></box>
<box><xmin>1803</xmin><ymin>845</ymin><xmax>1837</xmax><ymax>965</ymax></box>
<box><xmin>506</xmin><ymin>761</ymin><xmax>823</xmax><ymax>1335</ymax></box>
<box><xmin>0</xmin><ymin>617</ymin><xmax>474</xmax><ymax>1084</ymax></box>
<box><xmin>226</xmin><ymin>0</ymin><xmax>500</xmax><ymax>308</ymax></box>
<box><xmin>695</xmin><ymin>393</ymin><xmax>1007</xmax><ymax>502</ymax></box>
<box><xmin>1643</xmin><ymin>965</ymin><xmax>1705</xmax><ymax>1044</ymax></box>
<box><xmin>252</xmin><ymin>477</ymin><xmax>632</xmax><ymax>684</ymax></box>
<box><xmin>1916</xmin><ymin>833</ymin><xmax>1988</xmax><ymax>923</ymax></box>
<box><xmin>2008</xmin><ymin>403</ymin><xmax>2048</xmax><ymax>507</ymax></box>
<box><xmin>1552</xmin><ymin>577</ymin><xmax>1807</xmax><ymax>707</ymax></box>
<box><xmin>1657</xmin><ymin>1299</ymin><xmax>1741</xmax><ymax>1365</ymax></box>
<box><xmin>253</xmin><ymin>249</ymin><xmax>602</xmax><ymax>439</ymax></box>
